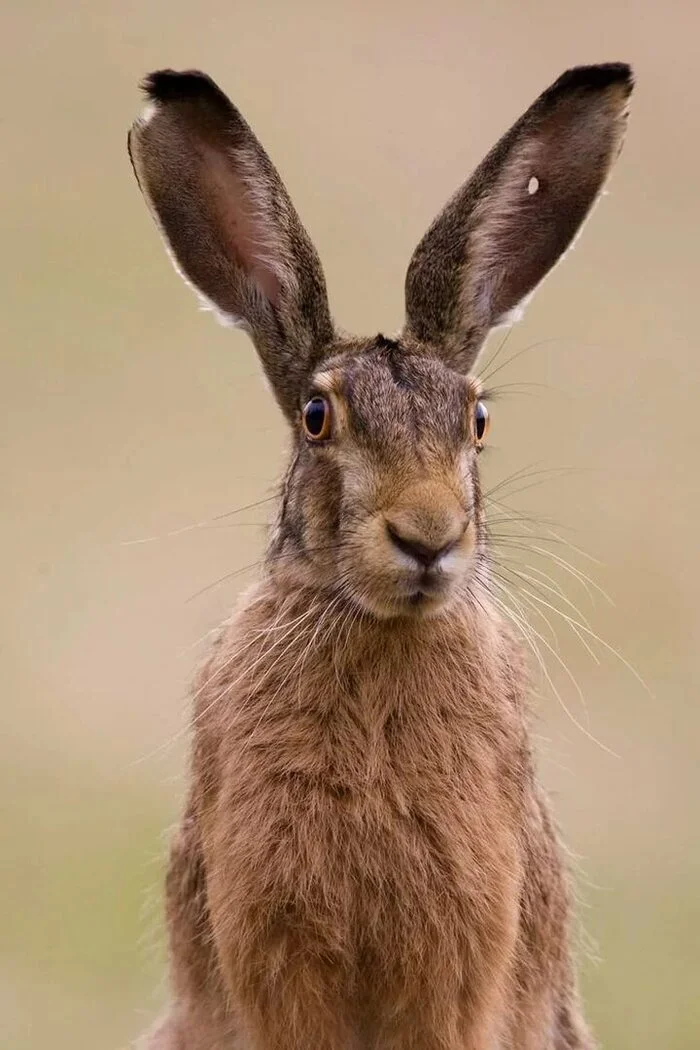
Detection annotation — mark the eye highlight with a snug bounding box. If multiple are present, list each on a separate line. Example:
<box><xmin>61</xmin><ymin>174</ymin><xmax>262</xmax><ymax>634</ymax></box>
<box><xmin>474</xmin><ymin>400</ymin><xmax>490</xmax><ymax>447</ymax></box>
<box><xmin>302</xmin><ymin>396</ymin><xmax>332</xmax><ymax>441</ymax></box>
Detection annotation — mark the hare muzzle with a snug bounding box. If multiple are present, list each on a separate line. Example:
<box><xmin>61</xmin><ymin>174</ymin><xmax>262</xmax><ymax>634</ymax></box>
<box><xmin>344</xmin><ymin>475</ymin><xmax>476</xmax><ymax>619</ymax></box>
<box><xmin>385</xmin><ymin>482</ymin><xmax>472</xmax><ymax>594</ymax></box>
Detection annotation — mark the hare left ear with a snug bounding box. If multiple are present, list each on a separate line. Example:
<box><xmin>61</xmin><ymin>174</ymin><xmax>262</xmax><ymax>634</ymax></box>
<box><xmin>128</xmin><ymin>70</ymin><xmax>334</xmax><ymax>422</ymax></box>
<box><xmin>402</xmin><ymin>64</ymin><xmax>633</xmax><ymax>374</ymax></box>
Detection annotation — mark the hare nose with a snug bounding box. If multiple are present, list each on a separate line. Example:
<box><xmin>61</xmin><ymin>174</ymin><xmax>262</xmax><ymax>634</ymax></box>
<box><xmin>385</xmin><ymin>522</ymin><xmax>461</xmax><ymax>569</ymax></box>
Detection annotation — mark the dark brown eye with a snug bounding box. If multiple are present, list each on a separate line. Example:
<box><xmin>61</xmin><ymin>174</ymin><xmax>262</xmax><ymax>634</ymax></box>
<box><xmin>302</xmin><ymin>396</ymin><xmax>332</xmax><ymax>441</ymax></box>
<box><xmin>474</xmin><ymin>400</ymin><xmax>490</xmax><ymax>445</ymax></box>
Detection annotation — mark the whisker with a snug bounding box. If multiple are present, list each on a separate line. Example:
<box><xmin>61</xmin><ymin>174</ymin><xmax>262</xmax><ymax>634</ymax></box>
<box><xmin>120</xmin><ymin>495</ymin><xmax>278</xmax><ymax>546</ymax></box>
<box><xmin>528</xmin><ymin>545</ymin><xmax>610</xmax><ymax>599</ymax></box>
<box><xmin>492</xmin><ymin>569</ymin><xmax>560</xmax><ymax>647</ymax></box>
<box><xmin>202</xmin><ymin>605</ymin><xmax>322</xmax><ymax>737</ymax></box>
<box><xmin>487</xmin><ymin>579</ymin><xmax>618</xmax><ymax>758</ymax></box>
<box><xmin>480</xmin><ymin>336</ymin><xmax>575</xmax><ymax>385</ymax></box>
<box><xmin>512</xmin><ymin>574</ymin><xmax>650</xmax><ymax>696</ymax></box>
<box><xmin>232</xmin><ymin>597</ymin><xmax>347</xmax><ymax>751</ymax></box>
<box><xmin>501</xmin><ymin>559</ymin><xmax>593</xmax><ymax>616</ymax></box>
<box><xmin>184</xmin><ymin>540</ymin><xmax>351</xmax><ymax>604</ymax></box>
<box><xmin>483</xmin><ymin>491</ymin><xmax>581</xmax><ymax>534</ymax></box>
<box><xmin>128</xmin><ymin>600</ymin><xmax>320</xmax><ymax>768</ymax></box>
<box><xmin>492</xmin><ymin>541</ymin><xmax>612</xmax><ymax>607</ymax></box>
<box><xmin>494</xmin><ymin>567</ymin><xmax>599</xmax><ymax>666</ymax></box>
<box><xmin>482</xmin><ymin>381</ymin><xmax>563</xmax><ymax>401</ymax></box>
<box><xmin>484</xmin><ymin>466</ymin><xmax>588</xmax><ymax>504</ymax></box>
<box><xmin>478</xmin><ymin>321</ymin><xmax>515</xmax><ymax>380</ymax></box>
<box><xmin>185</xmin><ymin>561</ymin><xmax>262</xmax><ymax>602</ymax></box>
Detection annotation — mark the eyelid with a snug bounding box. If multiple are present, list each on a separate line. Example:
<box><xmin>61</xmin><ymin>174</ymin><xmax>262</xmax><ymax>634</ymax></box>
<box><xmin>308</xmin><ymin>368</ymin><xmax>343</xmax><ymax>399</ymax></box>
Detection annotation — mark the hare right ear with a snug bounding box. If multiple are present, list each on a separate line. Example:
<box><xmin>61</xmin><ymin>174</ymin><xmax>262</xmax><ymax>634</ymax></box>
<box><xmin>128</xmin><ymin>70</ymin><xmax>334</xmax><ymax>422</ymax></box>
<box><xmin>403</xmin><ymin>64</ymin><xmax>633</xmax><ymax>374</ymax></box>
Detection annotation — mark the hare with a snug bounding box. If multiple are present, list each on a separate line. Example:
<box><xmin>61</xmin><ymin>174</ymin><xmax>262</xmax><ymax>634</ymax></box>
<box><xmin>129</xmin><ymin>63</ymin><xmax>632</xmax><ymax>1050</ymax></box>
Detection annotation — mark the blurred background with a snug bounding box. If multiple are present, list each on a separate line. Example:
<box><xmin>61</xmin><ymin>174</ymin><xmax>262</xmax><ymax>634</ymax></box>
<box><xmin>2</xmin><ymin>1</ymin><xmax>698</xmax><ymax>1047</ymax></box>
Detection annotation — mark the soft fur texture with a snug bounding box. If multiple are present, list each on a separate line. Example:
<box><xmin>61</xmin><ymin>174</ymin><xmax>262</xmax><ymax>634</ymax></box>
<box><xmin>129</xmin><ymin>64</ymin><xmax>633</xmax><ymax>1049</ymax></box>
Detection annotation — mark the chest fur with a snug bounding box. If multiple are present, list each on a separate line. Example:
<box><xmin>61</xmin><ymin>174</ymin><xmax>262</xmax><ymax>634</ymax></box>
<box><xmin>194</xmin><ymin>606</ymin><xmax>530</xmax><ymax>995</ymax></box>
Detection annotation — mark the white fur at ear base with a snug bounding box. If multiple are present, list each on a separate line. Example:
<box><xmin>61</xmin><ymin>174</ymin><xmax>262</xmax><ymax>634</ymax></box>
<box><xmin>150</xmin><ymin>201</ymin><xmax>247</xmax><ymax>330</ymax></box>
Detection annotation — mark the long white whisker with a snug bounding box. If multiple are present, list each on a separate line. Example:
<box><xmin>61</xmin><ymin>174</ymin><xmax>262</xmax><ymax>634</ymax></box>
<box><xmin>120</xmin><ymin>496</ymin><xmax>277</xmax><ymax>546</ymax></box>
<box><xmin>128</xmin><ymin>601</ymin><xmax>318</xmax><ymax>768</ymax></box>
<box><xmin>488</xmin><ymin>579</ymin><xmax>619</xmax><ymax>758</ymax></box>
<box><xmin>498</xmin><ymin>563</ymin><xmax>594</xmax><ymax>630</ymax></box>
<box><xmin>238</xmin><ymin>595</ymin><xmax>346</xmax><ymax>756</ymax></box>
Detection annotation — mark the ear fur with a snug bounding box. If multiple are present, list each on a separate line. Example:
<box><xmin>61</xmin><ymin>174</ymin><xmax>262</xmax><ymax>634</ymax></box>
<box><xmin>403</xmin><ymin>63</ymin><xmax>633</xmax><ymax>373</ymax></box>
<box><xmin>128</xmin><ymin>70</ymin><xmax>334</xmax><ymax>421</ymax></box>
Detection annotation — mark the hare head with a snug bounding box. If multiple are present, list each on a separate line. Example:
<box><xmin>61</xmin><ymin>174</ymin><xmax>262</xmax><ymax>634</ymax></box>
<box><xmin>129</xmin><ymin>65</ymin><xmax>632</xmax><ymax>620</ymax></box>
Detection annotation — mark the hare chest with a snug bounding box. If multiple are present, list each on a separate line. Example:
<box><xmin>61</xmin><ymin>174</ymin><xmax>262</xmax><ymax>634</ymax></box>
<box><xmin>204</xmin><ymin>676</ymin><xmax>527</xmax><ymax>1042</ymax></box>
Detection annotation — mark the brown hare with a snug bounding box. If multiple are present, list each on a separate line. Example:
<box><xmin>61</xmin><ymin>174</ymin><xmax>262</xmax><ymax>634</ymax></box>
<box><xmin>129</xmin><ymin>63</ymin><xmax>633</xmax><ymax>1050</ymax></box>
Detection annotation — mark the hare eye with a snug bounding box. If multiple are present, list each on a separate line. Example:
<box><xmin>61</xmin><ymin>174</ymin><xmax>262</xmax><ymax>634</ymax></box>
<box><xmin>302</xmin><ymin>396</ymin><xmax>332</xmax><ymax>441</ymax></box>
<box><xmin>474</xmin><ymin>400</ymin><xmax>490</xmax><ymax>446</ymax></box>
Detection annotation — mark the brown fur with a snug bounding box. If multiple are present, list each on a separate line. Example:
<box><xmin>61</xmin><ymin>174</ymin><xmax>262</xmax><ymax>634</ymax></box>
<box><xmin>129</xmin><ymin>64</ymin><xmax>633</xmax><ymax>1049</ymax></box>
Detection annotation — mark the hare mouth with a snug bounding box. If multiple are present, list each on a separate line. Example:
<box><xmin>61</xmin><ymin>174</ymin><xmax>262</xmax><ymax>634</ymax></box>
<box><xmin>408</xmin><ymin>590</ymin><xmax>430</xmax><ymax>608</ymax></box>
<box><xmin>410</xmin><ymin>577</ymin><xmax>446</xmax><ymax>601</ymax></box>
<box><xmin>347</xmin><ymin>569</ymin><xmax>461</xmax><ymax>620</ymax></box>
<box><xmin>400</xmin><ymin>587</ymin><xmax>455</xmax><ymax>618</ymax></box>
<box><xmin>400</xmin><ymin>570</ymin><xmax>457</xmax><ymax>614</ymax></box>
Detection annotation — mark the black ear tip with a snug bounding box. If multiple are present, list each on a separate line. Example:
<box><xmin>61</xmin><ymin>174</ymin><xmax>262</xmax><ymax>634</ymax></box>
<box><xmin>141</xmin><ymin>68</ymin><xmax>229</xmax><ymax>107</ymax></box>
<box><xmin>553</xmin><ymin>63</ymin><xmax>634</xmax><ymax>98</ymax></box>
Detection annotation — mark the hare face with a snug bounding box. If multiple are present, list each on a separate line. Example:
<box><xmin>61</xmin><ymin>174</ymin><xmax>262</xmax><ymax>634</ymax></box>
<box><xmin>271</xmin><ymin>335</ymin><xmax>486</xmax><ymax>619</ymax></box>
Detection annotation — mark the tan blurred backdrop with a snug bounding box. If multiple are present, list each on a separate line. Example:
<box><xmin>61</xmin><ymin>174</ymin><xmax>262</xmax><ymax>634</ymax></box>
<box><xmin>2</xmin><ymin>1</ymin><xmax>698</xmax><ymax>1048</ymax></box>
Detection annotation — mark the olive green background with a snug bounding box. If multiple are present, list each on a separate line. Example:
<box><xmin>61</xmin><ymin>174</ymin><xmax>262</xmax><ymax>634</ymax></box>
<box><xmin>2</xmin><ymin>1</ymin><xmax>698</xmax><ymax>1047</ymax></box>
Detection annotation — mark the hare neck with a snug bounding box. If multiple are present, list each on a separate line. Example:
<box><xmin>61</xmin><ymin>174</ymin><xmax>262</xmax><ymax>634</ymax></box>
<box><xmin>229</xmin><ymin>578</ymin><xmax>518</xmax><ymax>717</ymax></box>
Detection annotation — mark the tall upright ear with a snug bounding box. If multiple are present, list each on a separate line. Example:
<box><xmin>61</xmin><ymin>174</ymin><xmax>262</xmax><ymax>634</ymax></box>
<box><xmin>128</xmin><ymin>70</ymin><xmax>334</xmax><ymax>421</ymax></box>
<box><xmin>403</xmin><ymin>64</ymin><xmax>633</xmax><ymax>374</ymax></box>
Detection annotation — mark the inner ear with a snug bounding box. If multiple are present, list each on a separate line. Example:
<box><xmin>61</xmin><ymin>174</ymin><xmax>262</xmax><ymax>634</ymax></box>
<box><xmin>203</xmin><ymin>146</ymin><xmax>282</xmax><ymax>306</ymax></box>
<box><xmin>403</xmin><ymin>64</ymin><xmax>633</xmax><ymax>374</ymax></box>
<box><xmin>128</xmin><ymin>69</ymin><xmax>334</xmax><ymax>422</ymax></box>
<box><xmin>465</xmin><ymin>85</ymin><xmax>628</xmax><ymax>329</ymax></box>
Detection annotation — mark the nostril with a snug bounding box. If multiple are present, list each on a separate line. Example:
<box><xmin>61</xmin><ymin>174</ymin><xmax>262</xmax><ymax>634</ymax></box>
<box><xmin>385</xmin><ymin>523</ymin><xmax>452</xmax><ymax>568</ymax></box>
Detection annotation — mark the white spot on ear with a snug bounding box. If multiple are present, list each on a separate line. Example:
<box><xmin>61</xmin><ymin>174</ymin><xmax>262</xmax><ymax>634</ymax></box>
<box><xmin>139</xmin><ymin>101</ymin><xmax>158</xmax><ymax>126</ymax></box>
<box><xmin>527</xmin><ymin>176</ymin><xmax>539</xmax><ymax>195</ymax></box>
